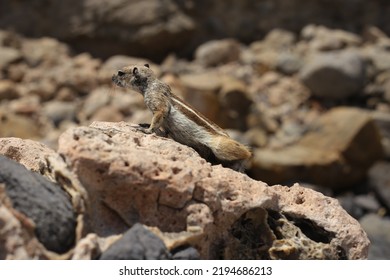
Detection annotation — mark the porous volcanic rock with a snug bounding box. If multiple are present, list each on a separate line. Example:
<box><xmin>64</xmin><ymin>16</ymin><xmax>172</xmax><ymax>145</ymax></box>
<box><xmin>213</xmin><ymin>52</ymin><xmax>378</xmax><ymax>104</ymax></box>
<box><xmin>0</xmin><ymin>137</ymin><xmax>59</xmax><ymax>176</ymax></box>
<box><xmin>57</xmin><ymin>121</ymin><xmax>369</xmax><ymax>259</ymax></box>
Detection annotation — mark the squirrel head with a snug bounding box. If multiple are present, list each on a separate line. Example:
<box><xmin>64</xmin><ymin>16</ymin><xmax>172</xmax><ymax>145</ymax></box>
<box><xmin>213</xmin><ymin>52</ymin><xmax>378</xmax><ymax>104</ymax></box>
<box><xmin>112</xmin><ymin>64</ymin><xmax>155</xmax><ymax>93</ymax></box>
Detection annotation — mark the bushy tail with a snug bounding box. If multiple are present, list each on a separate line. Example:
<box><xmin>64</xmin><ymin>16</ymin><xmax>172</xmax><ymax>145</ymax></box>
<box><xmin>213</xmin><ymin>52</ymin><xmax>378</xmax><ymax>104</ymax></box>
<box><xmin>210</xmin><ymin>135</ymin><xmax>251</xmax><ymax>162</ymax></box>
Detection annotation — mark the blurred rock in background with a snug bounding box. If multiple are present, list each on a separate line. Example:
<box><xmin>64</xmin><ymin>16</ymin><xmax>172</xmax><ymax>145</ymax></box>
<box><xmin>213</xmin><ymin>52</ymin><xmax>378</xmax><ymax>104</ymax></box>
<box><xmin>0</xmin><ymin>0</ymin><xmax>389</xmax><ymax>60</ymax></box>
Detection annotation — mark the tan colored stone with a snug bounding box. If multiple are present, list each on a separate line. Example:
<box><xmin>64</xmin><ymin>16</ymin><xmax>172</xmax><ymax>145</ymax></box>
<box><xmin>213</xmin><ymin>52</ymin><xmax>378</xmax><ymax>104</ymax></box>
<box><xmin>57</xmin><ymin>121</ymin><xmax>369</xmax><ymax>259</ymax></box>
<box><xmin>179</xmin><ymin>71</ymin><xmax>221</xmax><ymax>122</ymax></box>
<box><xmin>194</xmin><ymin>39</ymin><xmax>241</xmax><ymax>67</ymax></box>
<box><xmin>79</xmin><ymin>87</ymin><xmax>111</xmax><ymax>121</ymax></box>
<box><xmin>0</xmin><ymin>80</ymin><xmax>19</xmax><ymax>100</ymax></box>
<box><xmin>217</xmin><ymin>76</ymin><xmax>252</xmax><ymax>130</ymax></box>
<box><xmin>21</xmin><ymin>37</ymin><xmax>70</xmax><ymax>67</ymax></box>
<box><xmin>90</xmin><ymin>106</ymin><xmax>124</xmax><ymax>122</ymax></box>
<box><xmin>177</xmin><ymin>72</ymin><xmax>252</xmax><ymax>129</ymax></box>
<box><xmin>0</xmin><ymin>111</ymin><xmax>46</xmax><ymax>140</ymax></box>
<box><xmin>7</xmin><ymin>95</ymin><xmax>41</xmax><ymax>115</ymax></box>
<box><xmin>70</xmin><ymin>233</ymin><xmax>122</xmax><ymax>260</ymax></box>
<box><xmin>251</xmin><ymin>107</ymin><xmax>383</xmax><ymax>188</ymax></box>
<box><xmin>0</xmin><ymin>47</ymin><xmax>22</xmax><ymax>70</ymax></box>
<box><xmin>253</xmin><ymin>29</ymin><xmax>297</xmax><ymax>51</ymax></box>
<box><xmin>0</xmin><ymin>137</ymin><xmax>58</xmax><ymax>175</ymax></box>
<box><xmin>70</xmin><ymin>233</ymin><xmax>100</xmax><ymax>260</ymax></box>
<box><xmin>363</xmin><ymin>26</ymin><xmax>389</xmax><ymax>43</ymax></box>
<box><xmin>301</xmin><ymin>25</ymin><xmax>362</xmax><ymax>51</ymax></box>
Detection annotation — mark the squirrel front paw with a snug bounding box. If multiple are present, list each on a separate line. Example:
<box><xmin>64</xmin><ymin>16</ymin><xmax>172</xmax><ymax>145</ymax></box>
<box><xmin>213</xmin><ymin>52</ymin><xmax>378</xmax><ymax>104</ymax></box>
<box><xmin>136</xmin><ymin>123</ymin><xmax>167</xmax><ymax>137</ymax></box>
<box><xmin>138</xmin><ymin>123</ymin><xmax>150</xmax><ymax>128</ymax></box>
<box><xmin>135</xmin><ymin>123</ymin><xmax>152</xmax><ymax>134</ymax></box>
<box><xmin>137</xmin><ymin>127</ymin><xmax>153</xmax><ymax>134</ymax></box>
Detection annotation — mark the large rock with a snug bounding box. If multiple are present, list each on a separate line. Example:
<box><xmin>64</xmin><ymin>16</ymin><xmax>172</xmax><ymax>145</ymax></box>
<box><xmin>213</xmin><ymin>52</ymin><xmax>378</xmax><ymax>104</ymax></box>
<box><xmin>57</xmin><ymin>121</ymin><xmax>369</xmax><ymax>259</ymax></box>
<box><xmin>1</xmin><ymin>1</ymin><xmax>389</xmax><ymax>59</ymax></box>
<box><xmin>250</xmin><ymin>107</ymin><xmax>383</xmax><ymax>189</ymax></box>
<box><xmin>0</xmin><ymin>0</ymin><xmax>195</xmax><ymax>60</ymax></box>
<box><xmin>299</xmin><ymin>50</ymin><xmax>366</xmax><ymax>99</ymax></box>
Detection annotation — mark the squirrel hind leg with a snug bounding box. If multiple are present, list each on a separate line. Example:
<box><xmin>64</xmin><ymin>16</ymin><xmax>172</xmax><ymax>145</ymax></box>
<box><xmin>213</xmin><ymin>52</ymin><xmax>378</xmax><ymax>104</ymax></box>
<box><xmin>196</xmin><ymin>145</ymin><xmax>248</xmax><ymax>172</ymax></box>
<box><xmin>188</xmin><ymin>141</ymin><xmax>248</xmax><ymax>172</ymax></box>
<box><xmin>220</xmin><ymin>159</ymin><xmax>248</xmax><ymax>172</ymax></box>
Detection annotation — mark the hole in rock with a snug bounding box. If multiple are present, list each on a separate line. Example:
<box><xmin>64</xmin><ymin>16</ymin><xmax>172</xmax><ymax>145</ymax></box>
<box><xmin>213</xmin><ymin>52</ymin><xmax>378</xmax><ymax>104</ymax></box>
<box><xmin>172</xmin><ymin>167</ymin><xmax>181</xmax><ymax>174</ymax></box>
<box><xmin>284</xmin><ymin>213</ymin><xmax>335</xmax><ymax>244</ymax></box>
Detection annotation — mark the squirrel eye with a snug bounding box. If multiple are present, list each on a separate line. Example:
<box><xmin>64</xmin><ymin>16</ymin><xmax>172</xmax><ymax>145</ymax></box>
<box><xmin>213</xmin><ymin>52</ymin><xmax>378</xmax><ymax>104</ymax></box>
<box><xmin>117</xmin><ymin>70</ymin><xmax>125</xmax><ymax>77</ymax></box>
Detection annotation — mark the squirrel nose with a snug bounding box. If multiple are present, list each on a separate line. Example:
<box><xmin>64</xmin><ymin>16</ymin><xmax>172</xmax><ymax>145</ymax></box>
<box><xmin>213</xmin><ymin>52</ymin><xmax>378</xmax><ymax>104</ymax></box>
<box><xmin>117</xmin><ymin>70</ymin><xmax>125</xmax><ymax>77</ymax></box>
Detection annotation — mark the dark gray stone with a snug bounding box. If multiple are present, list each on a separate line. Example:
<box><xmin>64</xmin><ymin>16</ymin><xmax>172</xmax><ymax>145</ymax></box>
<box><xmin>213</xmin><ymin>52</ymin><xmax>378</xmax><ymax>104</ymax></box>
<box><xmin>360</xmin><ymin>214</ymin><xmax>390</xmax><ymax>260</ymax></box>
<box><xmin>276</xmin><ymin>52</ymin><xmax>303</xmax><ymax>75</ymax></box>
<box><xmin>0</xmin><ymin>155</ymin><xmax>76</xmax><ymax>253</ymax></box>
<box><xmin>337</xmin><ymin>193</ymin><xmax>381</xmax><ymax>219</ymax></box>
<box><xmin>172</xmin><ymin>246</ymin><xmax>200</xmax><ymax>260</ymax></box>
<box><xmin>99</xmin><ymin>223</ymin><xmax>171</xmax><ymax>260</ymax></box>
<box><xmin>42</xmin><ymin>101</ymin><xmax>78</xmax><ymax>127</ymax></box>
<box><xmin>354</xmin><ymin>194</ymin><xmax>381</xmax><ymax>212</ymax></box>
<box><xmin>369</xmin><ymin>162</ymin><xmax>390</xmax><ymax>211</ymax></box>
<box><xmin>299</xmin><ymin>50</ymin><xmax>366</xmax><ymax>99</ymax></box>
<box><xmin>371</xmin><ymin>112</ymin><xmax>390</xmax><ymax>159</ymax></box>
<box><xmin>337</xmin><ymin>193</ymin><xmax>365</xmax><ymax>219</ymax></box>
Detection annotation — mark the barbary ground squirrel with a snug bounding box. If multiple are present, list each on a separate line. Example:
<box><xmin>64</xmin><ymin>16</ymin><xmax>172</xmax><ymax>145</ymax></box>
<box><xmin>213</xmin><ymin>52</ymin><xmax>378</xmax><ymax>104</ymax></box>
<box><xmin>112</xmin><ymin>64</ymin><xmax>251</xmax><ymax>171</ymax></box>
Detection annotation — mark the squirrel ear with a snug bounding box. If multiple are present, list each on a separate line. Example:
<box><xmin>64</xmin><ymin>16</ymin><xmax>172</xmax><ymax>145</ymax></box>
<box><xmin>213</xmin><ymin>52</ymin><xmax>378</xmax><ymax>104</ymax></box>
<box><xmin>133</xmin><ymin>67</ymin><xmax>138</xmax><ymax>75</ymax></box>
<box><xmin>144</xmin><ymin>63</ymin><xmax>150</xmax><ymax>68</ymax></box>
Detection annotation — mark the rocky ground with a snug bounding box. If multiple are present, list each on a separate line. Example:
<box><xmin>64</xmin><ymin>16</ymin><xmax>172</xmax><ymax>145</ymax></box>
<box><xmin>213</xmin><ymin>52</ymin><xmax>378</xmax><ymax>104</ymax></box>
<box><xmin>1</xmin><ymin>23</ymin><xmax>390</xmax><ymax>259</ymax></box>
